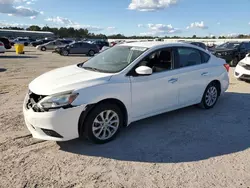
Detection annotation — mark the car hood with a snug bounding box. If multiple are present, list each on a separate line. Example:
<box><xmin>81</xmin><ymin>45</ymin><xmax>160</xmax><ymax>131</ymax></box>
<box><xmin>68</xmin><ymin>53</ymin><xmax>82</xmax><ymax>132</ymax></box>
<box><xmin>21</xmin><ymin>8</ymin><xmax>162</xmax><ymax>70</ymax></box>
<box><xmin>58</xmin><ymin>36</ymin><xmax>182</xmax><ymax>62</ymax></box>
<box><xmin>29</xmin><ymin>64</ymin><xmax>113</xmax><ymax>95</ymax></box>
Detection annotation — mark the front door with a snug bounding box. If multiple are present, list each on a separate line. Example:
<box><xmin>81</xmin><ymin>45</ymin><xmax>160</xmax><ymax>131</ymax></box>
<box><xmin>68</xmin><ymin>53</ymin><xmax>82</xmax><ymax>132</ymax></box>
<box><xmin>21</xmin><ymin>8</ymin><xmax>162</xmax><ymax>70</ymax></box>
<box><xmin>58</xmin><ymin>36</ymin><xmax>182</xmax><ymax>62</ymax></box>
<box><xmin>129</xmin><ymin>48</ymin><xmax>180</xmax><ymax>118</ymax></box>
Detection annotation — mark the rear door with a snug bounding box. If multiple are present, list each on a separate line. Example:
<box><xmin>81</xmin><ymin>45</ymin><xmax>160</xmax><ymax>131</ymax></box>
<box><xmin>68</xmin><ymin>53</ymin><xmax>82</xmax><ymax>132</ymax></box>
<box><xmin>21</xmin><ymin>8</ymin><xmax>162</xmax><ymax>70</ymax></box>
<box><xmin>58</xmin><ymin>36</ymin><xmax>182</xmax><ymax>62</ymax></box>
<box><xmin>80</xmin><ymin>43</ymin><xmax>91</xmax><ymax>54</ymax></box>
<box><xmin>174</xmin><ymin>47</ymin><xmax>212</xmax><ymax>106</ymax></box>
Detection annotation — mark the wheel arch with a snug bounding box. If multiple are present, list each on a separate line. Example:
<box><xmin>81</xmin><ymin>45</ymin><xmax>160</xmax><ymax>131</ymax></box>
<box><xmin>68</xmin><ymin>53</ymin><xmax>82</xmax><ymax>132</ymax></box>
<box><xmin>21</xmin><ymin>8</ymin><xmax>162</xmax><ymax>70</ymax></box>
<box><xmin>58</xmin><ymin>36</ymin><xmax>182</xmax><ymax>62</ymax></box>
<box><xmin>78</xmin><ymin>98</ymin><xmax>128</xmax><ymax>137</ymax></box>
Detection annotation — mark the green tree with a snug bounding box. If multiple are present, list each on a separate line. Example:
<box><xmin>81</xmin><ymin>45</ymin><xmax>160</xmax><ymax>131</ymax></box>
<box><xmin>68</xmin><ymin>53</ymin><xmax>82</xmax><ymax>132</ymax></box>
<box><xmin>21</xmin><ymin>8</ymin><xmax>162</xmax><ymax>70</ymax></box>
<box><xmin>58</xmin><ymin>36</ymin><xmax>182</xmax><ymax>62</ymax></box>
<box><xmin>27</xmin><ymin>25</ymin><xmax>41</xmax><ymax>31</ymax></box>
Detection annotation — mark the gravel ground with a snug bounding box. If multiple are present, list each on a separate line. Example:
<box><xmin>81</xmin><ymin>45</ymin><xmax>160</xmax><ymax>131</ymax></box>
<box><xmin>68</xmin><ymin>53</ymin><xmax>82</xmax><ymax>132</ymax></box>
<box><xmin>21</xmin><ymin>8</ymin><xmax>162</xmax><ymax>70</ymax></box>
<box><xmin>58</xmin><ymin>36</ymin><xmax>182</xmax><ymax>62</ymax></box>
<box><xmin>0</xmin><ymin>47</ymin><xmax>250</xmax><ymax>188</ymax></box>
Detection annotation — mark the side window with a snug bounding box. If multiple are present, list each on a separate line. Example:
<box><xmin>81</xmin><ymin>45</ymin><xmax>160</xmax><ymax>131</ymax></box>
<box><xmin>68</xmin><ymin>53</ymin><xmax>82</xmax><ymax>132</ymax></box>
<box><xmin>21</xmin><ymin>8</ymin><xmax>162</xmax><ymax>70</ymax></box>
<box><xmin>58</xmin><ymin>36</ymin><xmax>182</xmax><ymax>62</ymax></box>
<box><xmin>246</xmin><ymin>43</ymin><xmax>250</xmax><ymax>50</ymax></box>
<box><xmin>240</xmin><ymin>43</ymin><xmax>246</xmax><ymax>49</ymax></box>
<box><xmin>201</xmin><ymin>51</ymin><xmax>210</xmax><ymax>63</ymax></box>
<box><xmin>137</xmin><ymin>48</ymin><xmax>173</xmax><ymax>73</ymax></box>
<box><xmin>177</xmin><ymin>47</ymin><xmax>202</xmax><ymax>68</ymax></box>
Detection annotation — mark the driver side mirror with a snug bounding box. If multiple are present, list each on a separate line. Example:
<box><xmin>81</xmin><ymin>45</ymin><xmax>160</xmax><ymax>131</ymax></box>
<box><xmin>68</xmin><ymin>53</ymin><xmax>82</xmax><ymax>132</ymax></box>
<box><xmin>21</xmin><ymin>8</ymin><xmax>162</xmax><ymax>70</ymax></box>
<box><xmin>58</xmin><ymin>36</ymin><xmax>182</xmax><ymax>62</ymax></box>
<box><xmin>135</xmin><ymin>66</ymin><xmax>152</xmax><ymax>76</ymax></box>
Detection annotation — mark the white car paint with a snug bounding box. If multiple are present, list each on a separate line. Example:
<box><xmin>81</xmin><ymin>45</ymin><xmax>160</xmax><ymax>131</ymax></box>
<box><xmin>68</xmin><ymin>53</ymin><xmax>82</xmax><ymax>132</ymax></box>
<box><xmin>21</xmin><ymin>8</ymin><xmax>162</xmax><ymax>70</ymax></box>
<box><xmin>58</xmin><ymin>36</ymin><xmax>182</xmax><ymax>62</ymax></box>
<box><xmin>234</xmin><ymin>54</ymin><xmax>250</xmax><ymax>81</ymax></box>
<box><xmin>0</xmin><ymin>42</ymin><xmax>6</xmax><ymax>53</ymax></box>
<box><xmin>23</xmin><ymin>42</ymin><xmax>230</xmax><ymax>141</ymax></box>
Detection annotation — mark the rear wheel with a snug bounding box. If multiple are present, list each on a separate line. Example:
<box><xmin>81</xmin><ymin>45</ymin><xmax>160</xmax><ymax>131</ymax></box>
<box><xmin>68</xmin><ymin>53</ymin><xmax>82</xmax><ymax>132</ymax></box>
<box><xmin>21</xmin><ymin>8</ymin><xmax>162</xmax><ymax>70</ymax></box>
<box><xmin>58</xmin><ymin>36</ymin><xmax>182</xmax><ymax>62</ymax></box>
<box><xmin>88</xmin><ymin>50</ymin><xmax>95</xmax><ymax>56</ymax></box>
<box><xmin>82</xmin><ymin>102</ymin><xmax>123</xmax><ymax>144</ymax></box>
<box><xmin>199</xmin><ymin>82</ymin><xmax>219</xmax><ymax>109</ymax></box>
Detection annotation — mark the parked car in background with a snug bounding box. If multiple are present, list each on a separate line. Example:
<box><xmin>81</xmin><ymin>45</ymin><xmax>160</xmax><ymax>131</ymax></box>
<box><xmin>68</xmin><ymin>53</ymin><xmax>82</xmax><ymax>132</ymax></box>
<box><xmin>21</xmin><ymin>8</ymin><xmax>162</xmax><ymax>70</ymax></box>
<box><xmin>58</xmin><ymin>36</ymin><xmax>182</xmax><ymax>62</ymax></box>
<box><xmin>12</xmin><ymin>37</ymin><xmax>30</xmax><ymax>46</ymax></box>
<box><xmin>234</xmin><ymin>53</ymin><xmax>250</xmax><ymax>81</ymax></box>
<box><xmin>212</xmin><ymin>41</ymin><xmax>250</xmax><ymax>66</ymax></box>
<box><xmin>99</xmin><ymin>46</ymin><xmax>110</xmax><ymax>53</ymax></box>
<box><xmin>91</xmin><ymin>40</ymin><xmax>109</xmax><ymax>50</ymax></box>
<box><xmin>31</xmin><ymin>39</ymin><xmax>54</xmax><ymax>47</ymax></box>
<box><xmin>0</xmin><ymin>42</ymin><xmax>6</xmax><ymax>53</ymax></box>
<box><xmin>23</xmin><ymin>42</ymin><xmax>229</xmax><ymax>143</ymax></box>
<box><xmin>184</xmin><ymin>41</ymin><xmax>208</xmax><ymax>51</ymax></box>
<box><xmin>56</xmin><ymin>42</ymin><xmax>99</xmax><ymax>56</ymax></box>
<box><xmin>36</xmin><ymin>40</ymin><xmax>66</xmax><ymax>51</ymax></box>
<box><xmin>0</xmin><ymin>37</ymin><xmax>12</xmax><ymax>49</ymax></box>
<box><xmin>58</xmin><ymin>39</ymin><xmax>74</xmax><ymax>44</ymax></box>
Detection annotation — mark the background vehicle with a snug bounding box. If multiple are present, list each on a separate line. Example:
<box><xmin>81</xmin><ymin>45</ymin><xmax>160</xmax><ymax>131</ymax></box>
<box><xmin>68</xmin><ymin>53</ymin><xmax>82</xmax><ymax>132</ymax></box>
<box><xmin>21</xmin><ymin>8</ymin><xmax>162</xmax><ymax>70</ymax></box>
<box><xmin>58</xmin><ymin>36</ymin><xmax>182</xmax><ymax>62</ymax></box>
<box><xmin>36</xmin><ymin>40</ymin><xmax>66</xmax><ymax>51</ymax></box>
<box><xmin>99</xmin><ymin>46</ymin><xmax>110</xmax><ymax>53</ymax></box>
<box><xmin>0</xmin><ymin>37</ymin><xmax>12</xmax><ymax>49</ymax></box>
<box><xmin>234</xmin><ymin>53</ymin><xmax>250</xmax><ymax>81</ymax></box>
<box><xmin>23</xmin><ymin>42</ymin><xmax>229</xmax><ymax>144</ymax></box>
<box><xmin>31</xmin><ymin>39</ymin><xmax>53</xmax><ymax>47</ymax></box>
<box><xmin>12</xmin><ymin>37</ymin><xmax>30</xmax><ymax>46</ymax></box>
<box><xmin>0</xmin><ymin>41</ymin><xmax>6</xmax><ymax>53</ymax></box>
<box><xmin>58</xmin><ymin>42</ymin><xmax>99</xmax><ymax>56</ymax></box>
<box><xmin>184</xmin><ymin>41</ymin><xmax>208</xmax><ymax>51</ymax></box>
<box><xmin>91</xmin><ymin>40</ymin><xmax>109</xmax><ymax>50</ymax></box>
<box><xmin>212</xmin><ymin>41</ymin><xmax>250</xmax><ymax>66</ymax></box>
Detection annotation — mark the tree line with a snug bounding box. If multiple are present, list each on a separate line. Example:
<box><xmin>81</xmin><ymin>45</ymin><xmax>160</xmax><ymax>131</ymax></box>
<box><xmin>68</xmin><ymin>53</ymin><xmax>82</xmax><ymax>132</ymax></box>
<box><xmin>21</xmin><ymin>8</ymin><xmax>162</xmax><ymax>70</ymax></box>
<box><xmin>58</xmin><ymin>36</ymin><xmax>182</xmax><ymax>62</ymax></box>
<box><xmin>1</xmin><ymin>25</ymin><xmax>250</xmax><ymax>39</ymax></box>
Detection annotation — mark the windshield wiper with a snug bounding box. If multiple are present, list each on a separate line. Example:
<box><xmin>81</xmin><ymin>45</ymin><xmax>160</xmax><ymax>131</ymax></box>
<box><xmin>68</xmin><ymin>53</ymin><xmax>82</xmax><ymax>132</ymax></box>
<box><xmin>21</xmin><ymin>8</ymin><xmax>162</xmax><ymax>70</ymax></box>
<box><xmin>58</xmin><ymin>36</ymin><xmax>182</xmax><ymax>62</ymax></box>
<box><xmin>82</xmin><ymin>66</ymin><xmax>102</xmax><ymax>72</ymax></box>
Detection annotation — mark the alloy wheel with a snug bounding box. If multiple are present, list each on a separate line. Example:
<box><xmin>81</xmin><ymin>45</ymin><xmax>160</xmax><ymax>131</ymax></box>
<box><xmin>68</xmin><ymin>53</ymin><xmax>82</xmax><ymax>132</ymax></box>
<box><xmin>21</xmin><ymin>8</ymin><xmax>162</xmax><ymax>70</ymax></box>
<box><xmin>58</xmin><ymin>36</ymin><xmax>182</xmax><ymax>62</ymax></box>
<box><xmin>205</xmin><ymin>86</ymin><xmax>218</xmax><ymax>107</ymax></box>
<box><xmin>92</xmin><ymin>110</ymin><xmax>119</xmax><ymax>140</ymax></box>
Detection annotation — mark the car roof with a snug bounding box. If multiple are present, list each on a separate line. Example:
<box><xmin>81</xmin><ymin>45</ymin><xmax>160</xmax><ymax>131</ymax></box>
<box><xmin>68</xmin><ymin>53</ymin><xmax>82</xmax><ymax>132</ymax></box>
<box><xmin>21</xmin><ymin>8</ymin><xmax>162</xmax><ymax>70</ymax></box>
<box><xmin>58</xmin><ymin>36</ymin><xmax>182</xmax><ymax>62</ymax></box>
<box><xmin>119</xmin><ymin>41</ymin><xmax>206</xmax><ymax>50</ymax></box>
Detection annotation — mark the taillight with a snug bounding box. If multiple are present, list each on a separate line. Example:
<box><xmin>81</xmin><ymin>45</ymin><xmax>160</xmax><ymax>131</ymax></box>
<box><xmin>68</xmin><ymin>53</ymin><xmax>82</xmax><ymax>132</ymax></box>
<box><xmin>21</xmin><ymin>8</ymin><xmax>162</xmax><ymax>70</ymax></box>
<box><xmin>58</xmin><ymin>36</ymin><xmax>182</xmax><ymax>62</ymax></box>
<box><xmin>223</xmin><ymin>64</ymin><xmax>230</xmax><ymax>72</ymax></box>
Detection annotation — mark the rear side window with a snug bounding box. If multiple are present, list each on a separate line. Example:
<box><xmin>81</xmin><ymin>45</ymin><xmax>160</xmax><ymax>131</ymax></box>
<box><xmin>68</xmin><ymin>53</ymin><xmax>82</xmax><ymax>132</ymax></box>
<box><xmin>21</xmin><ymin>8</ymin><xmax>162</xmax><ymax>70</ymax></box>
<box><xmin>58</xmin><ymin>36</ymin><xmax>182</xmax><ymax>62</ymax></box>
<box><xmin>201</xmin><ymin>51</ymin><xmax>210</xmax><ymax>63</ymax></box>
<box><xmin>177</xmin><ymin>47</ymin><xmax>202</xmax><ymax>67</ymax></box>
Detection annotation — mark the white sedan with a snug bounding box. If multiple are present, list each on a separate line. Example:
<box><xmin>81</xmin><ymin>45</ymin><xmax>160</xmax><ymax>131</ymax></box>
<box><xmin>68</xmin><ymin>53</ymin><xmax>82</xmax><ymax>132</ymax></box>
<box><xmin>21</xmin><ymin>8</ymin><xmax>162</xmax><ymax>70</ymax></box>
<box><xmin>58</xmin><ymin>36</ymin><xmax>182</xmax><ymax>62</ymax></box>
<box><xmin>23</xmin><ymin>42</ymin><xmax>230</xmax><ymax>144</ymax></box>
<box><xmin>0</xmin><ymin>42</ymin><xmax>6</xmax><ymax>53</ymax></box>
<box><xmin>234</xmin><ymin>54</ymin><xmax>250</xmax><ymax>81</ymax></box>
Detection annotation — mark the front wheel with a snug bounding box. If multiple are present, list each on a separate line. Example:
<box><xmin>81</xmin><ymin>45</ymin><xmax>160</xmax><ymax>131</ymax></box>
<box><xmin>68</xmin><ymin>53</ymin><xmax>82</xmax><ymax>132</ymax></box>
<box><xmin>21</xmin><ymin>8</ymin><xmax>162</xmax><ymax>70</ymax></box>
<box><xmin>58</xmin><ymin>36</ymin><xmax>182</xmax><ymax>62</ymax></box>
<box><xmin>230</xmin><ymin>57</ymin><xmax>238</xmax><ymax>67</ymax></box>
<box><xmin>82</xmin><ymin>103</ymin><xmax>123</xmax><ymax>144</ymax></box>
<box><xmin>41</xmin><ymin>46</ymin><xmax>46</xmax><ymax>51</ymax></box>
<box><xmin>199</xmin><ymin>83</ymin><xmax>219</xmax><ymax>109</ymax></box>
<box><xmin>61</xmin><ymin>50</ymin><xmax>69</xmax><ymax>56</ymax></box>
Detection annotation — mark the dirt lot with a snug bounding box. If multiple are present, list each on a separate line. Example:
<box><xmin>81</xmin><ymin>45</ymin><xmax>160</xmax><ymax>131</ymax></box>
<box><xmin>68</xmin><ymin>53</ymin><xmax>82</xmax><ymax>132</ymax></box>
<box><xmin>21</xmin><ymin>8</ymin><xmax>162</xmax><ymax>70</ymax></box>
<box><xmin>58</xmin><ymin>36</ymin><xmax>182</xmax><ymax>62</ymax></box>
<box><xmin>0</xmin><ymin>47</ymin><xmax>250</xmax><ymax>188</ymax></box>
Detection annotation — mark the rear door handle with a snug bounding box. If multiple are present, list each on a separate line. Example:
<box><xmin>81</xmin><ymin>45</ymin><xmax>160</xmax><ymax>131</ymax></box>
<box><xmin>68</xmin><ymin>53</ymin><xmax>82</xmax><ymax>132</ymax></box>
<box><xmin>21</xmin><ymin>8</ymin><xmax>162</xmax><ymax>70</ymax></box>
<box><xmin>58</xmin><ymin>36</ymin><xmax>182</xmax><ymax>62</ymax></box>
<box><xmin>168</xmin><ymin>78</ymin><xmax>178</xmax><ymax>83</ymax></box>
<box><xmin>201</xmin><ymin>72</ymin><xmax>209</xmax><ymax>76</ymax></box>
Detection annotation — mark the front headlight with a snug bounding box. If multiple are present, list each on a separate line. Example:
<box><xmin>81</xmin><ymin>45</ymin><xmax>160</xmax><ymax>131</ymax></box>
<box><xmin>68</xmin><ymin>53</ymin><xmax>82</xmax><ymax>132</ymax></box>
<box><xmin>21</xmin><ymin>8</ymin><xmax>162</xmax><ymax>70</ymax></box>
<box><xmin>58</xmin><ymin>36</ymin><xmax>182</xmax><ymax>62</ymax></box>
<box><xmin>38</xmin><ymin>92</ymin><xmax>78</xmax><ymax>109</ymax></box>
<box><xmin>238</xmin><ymin>61</ymin><xmax>245</xmax><ymax>67</ymax></box>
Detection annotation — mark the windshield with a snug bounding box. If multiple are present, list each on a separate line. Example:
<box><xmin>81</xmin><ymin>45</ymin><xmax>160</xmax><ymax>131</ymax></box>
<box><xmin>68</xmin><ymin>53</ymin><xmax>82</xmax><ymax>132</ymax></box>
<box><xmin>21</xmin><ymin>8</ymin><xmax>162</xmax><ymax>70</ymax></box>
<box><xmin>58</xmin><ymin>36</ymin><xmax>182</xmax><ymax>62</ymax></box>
<box><xmin>80</xmin><ymin>45</ymin><xmax>148</xmax><ymax>73</ymax></box>
<box><xmin>217</xmin><ymin>42</ymin><xmax>240</xmax><ymax>49</ymax></box>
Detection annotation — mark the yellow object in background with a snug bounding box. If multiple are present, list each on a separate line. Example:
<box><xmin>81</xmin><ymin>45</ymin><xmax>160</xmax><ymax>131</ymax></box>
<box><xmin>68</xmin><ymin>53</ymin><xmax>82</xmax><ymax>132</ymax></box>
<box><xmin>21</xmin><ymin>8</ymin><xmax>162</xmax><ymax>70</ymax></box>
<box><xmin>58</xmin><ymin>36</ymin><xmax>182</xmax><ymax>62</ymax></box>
<box><xmin>14</xmin><ymin>44</ymin><xmax>24</xmax><ymax>54</ymax></box>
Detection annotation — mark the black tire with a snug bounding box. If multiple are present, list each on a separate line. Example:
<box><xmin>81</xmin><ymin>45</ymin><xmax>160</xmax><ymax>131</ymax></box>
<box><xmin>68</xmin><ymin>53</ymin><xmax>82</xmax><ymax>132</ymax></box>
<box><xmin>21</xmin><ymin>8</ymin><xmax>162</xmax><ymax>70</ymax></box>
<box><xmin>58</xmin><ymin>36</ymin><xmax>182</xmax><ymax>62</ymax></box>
<box><xmin>199</xmin><ymin>82</ymin><xmax>219</xmax><ymax>109</ymax></box>
<box><xmin>24</xmin><ymin>42</ymin><xmax>28</xmax><ymax>46</ymax></box>
<box><xmin>88</xmin><ymin>50</ymin><xmax>95</xmax><ymax>56</ymax></box>
<box><xmin>230</xmin><ymin>57</ymin><xmax>238</xmax><ymax>67</ymax></box>
<box><xmin>62</xmin><ymin>50</ymin><xmax>69</xmax><ymax>56</ymax></box>
<box><xmin>41</xmin><ymin>46</ymin><xmax>46</xmax><ymax>51</ymax></box>
<box><xmin>82</xmin><ymin>102</ymin><xmax>123</xmax><ymax>144</ymax></box>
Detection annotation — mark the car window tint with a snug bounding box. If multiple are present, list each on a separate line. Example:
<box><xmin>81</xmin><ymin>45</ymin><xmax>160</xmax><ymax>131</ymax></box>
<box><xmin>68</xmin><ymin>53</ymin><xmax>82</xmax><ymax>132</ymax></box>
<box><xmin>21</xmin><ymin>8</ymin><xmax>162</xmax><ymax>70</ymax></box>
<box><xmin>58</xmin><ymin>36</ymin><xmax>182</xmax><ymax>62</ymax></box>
<box><xmin>177</xmin><ymin>47</ymin><xmax>202</xmax><ymax>67</ymax></box>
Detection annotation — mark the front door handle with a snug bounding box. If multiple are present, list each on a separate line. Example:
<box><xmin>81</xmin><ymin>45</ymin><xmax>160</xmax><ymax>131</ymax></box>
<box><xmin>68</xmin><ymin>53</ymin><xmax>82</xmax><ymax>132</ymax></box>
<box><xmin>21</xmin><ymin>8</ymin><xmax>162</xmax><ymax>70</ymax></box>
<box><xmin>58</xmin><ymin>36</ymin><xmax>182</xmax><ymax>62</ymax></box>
<box><xmin>168</xmin><ymin>78</ymin><xmax>178</xmax><ymax>83</ymax></box>
<box><xmin>201</xmin><ymin>72</ymin><xmax>209</xmax><ymax>76</ymax></box>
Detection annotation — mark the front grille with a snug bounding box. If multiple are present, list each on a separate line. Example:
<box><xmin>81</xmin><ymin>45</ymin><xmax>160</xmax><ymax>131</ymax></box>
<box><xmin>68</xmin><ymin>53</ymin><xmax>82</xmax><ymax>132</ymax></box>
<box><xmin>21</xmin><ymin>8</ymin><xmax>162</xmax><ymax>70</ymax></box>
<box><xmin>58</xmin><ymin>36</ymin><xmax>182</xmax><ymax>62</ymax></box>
<box><xmin>241</xmin><ymin>74</ymin><xmax>250</xmax><ymax>79</ymax></box>
<box><xmin>243</xmin><ymin>64</ymin><xmax>250</xmax><ymax>70</ymax></box>
<box><xmin>26</xmin><ymin>90</ymin><xmax>47</xmax><ymax>112</ymax></box>
<box><xmin>41</xmin><ymin>128</ymin><xmax>63</xmax><ymax>138</ymax></box>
